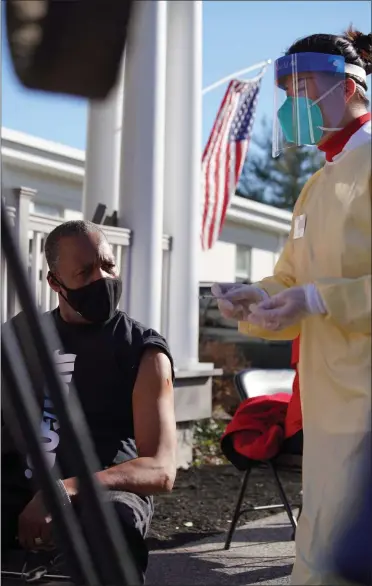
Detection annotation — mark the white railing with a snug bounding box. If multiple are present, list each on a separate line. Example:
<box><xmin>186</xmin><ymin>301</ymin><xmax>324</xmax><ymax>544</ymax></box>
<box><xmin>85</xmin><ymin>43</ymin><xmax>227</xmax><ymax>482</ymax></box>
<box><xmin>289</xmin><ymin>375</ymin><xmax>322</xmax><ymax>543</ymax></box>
<box><xmin>2</xmin><ymin>187</ymin><xmax>172</xmax><ymax>334</ymax></box>
<box><xmin>1</xmin><ymin>206</ymin><xmax>17</xmax><ymax>324</ymax></box>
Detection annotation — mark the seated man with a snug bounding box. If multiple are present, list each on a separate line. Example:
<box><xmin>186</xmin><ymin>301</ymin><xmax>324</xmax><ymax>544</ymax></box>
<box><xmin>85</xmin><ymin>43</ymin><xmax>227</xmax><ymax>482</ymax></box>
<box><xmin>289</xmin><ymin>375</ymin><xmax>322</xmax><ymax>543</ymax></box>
<box><xmin>1</xmin><ymin>220</ymin><xmax>177</xmax><ymax>583</ymax></box>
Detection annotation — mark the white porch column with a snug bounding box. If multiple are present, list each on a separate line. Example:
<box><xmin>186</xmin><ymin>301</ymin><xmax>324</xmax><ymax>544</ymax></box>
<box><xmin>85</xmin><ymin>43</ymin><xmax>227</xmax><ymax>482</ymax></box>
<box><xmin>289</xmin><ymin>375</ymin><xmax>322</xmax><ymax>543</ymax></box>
<box><xmin>82</xmin><ymin>58</ymin><xmax>125</xmax><ymax>221</ymax></box>
<box><xmin>118</xmin><ymin>0</ymin><xmax>167</xmax><ymax>331</ymax></box>
<box><xmin>163</xmin><ymin>1</ymin><xmax>203</xmax><ymax>369</ymax></box>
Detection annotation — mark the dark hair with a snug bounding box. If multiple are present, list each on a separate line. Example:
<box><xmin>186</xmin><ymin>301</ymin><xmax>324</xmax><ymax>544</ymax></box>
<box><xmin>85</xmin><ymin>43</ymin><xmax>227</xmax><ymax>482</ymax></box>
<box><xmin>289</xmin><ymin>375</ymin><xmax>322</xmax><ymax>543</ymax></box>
<box><xmin>286</xmin><ymin>26</ymin><xmax>372</xmax><ymax>97</ymax></box>
<box><xmin>44</xmin><ymin>220</ymin><xmax>106</xmax><ymax>272</ymax></box>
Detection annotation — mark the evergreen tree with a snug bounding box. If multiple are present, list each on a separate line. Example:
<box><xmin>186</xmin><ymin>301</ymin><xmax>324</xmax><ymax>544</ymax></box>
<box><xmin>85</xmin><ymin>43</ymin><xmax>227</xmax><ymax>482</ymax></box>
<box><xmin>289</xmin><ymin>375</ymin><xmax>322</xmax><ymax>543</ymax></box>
<box><xmin>237</xmin><ymin>118</ymin><xmax>325</xmax><ymax>210</ymax></box>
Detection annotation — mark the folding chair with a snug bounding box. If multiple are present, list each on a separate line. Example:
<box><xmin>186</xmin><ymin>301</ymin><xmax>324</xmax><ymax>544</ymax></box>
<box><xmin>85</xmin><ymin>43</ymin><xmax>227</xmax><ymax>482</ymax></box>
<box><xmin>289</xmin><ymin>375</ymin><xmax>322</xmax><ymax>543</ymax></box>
<box><xmin>224</xmin><ymin>368</ymin><xmax>303</xmax><ymax>550</ymax></box>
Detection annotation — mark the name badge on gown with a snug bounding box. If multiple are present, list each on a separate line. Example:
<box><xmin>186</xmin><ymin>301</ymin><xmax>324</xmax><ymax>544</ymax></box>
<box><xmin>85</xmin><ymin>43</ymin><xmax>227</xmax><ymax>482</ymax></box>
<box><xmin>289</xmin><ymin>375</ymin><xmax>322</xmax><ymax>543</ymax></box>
<box><xmin>293</xmin><ymin>214</ymin><xmax>306</xmax><ymax>239</ymax></box>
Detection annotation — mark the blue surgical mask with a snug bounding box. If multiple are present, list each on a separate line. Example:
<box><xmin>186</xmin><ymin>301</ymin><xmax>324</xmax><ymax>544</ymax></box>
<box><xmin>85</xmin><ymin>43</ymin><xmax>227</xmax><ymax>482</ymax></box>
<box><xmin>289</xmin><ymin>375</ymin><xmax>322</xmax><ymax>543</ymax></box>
<box><xmin>278</xmin><ymin>96</ymin><xmax>324</xmax><ymax>145</ymax></box>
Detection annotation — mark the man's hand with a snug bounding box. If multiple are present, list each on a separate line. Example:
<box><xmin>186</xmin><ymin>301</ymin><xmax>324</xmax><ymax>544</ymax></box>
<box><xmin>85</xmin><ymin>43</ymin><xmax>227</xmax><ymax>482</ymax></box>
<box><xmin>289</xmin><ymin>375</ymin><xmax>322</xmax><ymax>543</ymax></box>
<box><xmin>18</xmin><ymin>491</ymin><xmax>53</xmax><ymax>550</ymax></box>
<box><xmin>18</xmin><ymin>481</ymin><xmax>77</xmax><ymax>550</ymax></box>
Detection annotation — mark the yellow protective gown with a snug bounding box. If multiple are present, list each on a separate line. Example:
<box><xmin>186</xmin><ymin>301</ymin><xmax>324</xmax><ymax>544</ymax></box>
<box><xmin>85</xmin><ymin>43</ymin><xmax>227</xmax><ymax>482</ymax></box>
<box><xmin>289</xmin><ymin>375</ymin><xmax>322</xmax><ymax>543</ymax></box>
<box><xmin>239</xmin><ymin>134</ymin><xmax>371</xmax><ymax>585</ymax></box>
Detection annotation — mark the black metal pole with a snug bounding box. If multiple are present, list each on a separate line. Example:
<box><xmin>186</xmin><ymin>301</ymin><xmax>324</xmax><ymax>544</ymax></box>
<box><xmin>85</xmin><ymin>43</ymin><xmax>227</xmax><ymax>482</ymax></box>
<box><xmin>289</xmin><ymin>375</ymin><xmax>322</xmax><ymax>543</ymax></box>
<box><xmin>2</xmin><ymin>327</ymin><xmax>98</xmax><ymax>586</ymax></box>
<box><xmin>1</xmin><ymin>198</ymin><xmax>141</xmax><ymax>585</ymax></box>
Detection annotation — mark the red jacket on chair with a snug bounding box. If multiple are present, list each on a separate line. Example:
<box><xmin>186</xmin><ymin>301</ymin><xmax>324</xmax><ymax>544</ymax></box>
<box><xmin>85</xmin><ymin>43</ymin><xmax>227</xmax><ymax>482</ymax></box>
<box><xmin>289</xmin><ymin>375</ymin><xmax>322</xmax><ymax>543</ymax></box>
<box><xmin>221</xmin><ymin>338</ymin><xmax>303</xmax><ymax>468</ymax></box>
<box><xmin>221</xmin><ymin>393</ymin><xmax>290</xmax><ymax>465</ymax></box>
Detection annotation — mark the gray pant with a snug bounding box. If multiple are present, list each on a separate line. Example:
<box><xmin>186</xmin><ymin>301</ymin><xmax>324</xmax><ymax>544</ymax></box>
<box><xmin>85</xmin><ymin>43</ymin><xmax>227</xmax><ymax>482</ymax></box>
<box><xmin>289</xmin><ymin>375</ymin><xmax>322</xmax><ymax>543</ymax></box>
<box><xmin>109</xmin><ymin>490</ymin><xmax>153</xmax><ymax>582</ymax></box>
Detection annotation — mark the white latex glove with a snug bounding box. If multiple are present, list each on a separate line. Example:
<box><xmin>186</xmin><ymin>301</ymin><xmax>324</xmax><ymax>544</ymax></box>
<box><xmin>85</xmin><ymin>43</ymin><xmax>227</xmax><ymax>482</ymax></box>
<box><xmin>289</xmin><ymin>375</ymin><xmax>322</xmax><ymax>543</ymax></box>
<box><xmin>248</xmin><ymin>284</ymin><xmax>326</xmax><ymax>331</ymax></box>
<box><xmin>211</xmin><ymin>282</ymin><xmax>268</xmax><ymax>321</ymax></box>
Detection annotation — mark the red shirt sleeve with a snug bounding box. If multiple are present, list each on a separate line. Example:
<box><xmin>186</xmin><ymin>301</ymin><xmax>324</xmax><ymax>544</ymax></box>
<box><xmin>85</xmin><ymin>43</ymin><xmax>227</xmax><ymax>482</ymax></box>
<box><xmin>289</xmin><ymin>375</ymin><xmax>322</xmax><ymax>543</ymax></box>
<box><xmin>285</xmin><ymin>336</ymin><xmax>302</xmax><ymax>438</ymax></box>
<box><xmin>291</xmin><ymin>335</ymin><xmax>300</xmax><ymax>366</ymax></box>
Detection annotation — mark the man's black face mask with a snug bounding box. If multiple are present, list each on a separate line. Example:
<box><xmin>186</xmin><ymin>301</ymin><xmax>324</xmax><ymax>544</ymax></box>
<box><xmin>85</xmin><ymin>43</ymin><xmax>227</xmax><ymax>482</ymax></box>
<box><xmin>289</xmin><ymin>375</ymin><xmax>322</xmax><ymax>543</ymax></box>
<box><xmin>51</xmin><ymin>275</ymin><xmax>123</xmax><ymax>324</ymax></box>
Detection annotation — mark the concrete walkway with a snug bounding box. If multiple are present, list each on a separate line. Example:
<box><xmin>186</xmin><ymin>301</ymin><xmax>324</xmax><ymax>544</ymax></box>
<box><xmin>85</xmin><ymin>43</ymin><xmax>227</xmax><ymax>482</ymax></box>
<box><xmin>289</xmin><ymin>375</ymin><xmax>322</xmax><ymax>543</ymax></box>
<box><xmin>147</xmin><ymin>511</ymin><xmax>296</xmax><ymax>586</ymax></box>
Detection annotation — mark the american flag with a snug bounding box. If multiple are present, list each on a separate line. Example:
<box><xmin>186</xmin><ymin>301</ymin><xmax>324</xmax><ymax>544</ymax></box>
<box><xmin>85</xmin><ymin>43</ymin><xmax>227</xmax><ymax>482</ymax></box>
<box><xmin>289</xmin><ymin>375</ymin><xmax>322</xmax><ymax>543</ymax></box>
<box><xmin>201</xmin><ymin>76</ymin><xmax>263</xmax><ymax>250</ymax></box>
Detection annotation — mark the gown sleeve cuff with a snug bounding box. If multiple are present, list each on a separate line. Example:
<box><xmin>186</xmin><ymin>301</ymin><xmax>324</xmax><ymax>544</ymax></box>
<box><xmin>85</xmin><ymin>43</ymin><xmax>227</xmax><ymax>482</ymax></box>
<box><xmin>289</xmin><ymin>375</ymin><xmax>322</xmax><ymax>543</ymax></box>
<box><xmin>303</xmin><ymin>283</ymin><xmax>327</xmax><ymax>315</ymax></box>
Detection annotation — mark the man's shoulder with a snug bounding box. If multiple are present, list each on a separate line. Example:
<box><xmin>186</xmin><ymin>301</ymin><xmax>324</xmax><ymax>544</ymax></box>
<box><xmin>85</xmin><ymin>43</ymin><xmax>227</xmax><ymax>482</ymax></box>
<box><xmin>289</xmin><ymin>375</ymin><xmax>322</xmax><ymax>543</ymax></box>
<box><xmin>112</xmin><ymin>311</ymin><xmax>167</xmax><ymax>343</ymax></box>
<box><xmin>3</xmin><ymin>310</ymin><xmax>26</xmax><ymax>333</ymax></box>
<box><xmin>112</xmin><ymin>311</ymin><xmax>173</xmax><ymax>366</ymax></box>
<box><xmin>3</xmin><ymin>309</ymin><xmax>56</xmax><ymax>334</ymax></box>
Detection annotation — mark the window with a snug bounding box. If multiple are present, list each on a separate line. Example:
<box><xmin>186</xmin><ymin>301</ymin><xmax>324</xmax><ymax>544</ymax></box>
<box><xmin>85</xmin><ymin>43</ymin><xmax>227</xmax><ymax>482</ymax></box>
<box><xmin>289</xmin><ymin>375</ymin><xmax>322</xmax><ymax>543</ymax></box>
<box><xmin>235</xmin><ymin>245</ymin><xmax>251</xmax><ymax>282</ymax></box>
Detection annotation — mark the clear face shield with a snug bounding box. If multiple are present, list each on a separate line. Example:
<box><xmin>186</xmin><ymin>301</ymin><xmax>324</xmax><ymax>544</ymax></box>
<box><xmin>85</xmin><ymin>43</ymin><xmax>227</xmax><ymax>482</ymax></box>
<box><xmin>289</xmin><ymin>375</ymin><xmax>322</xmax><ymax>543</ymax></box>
<box><xmin>272</xmin><ymin>53</ymin><xmax>348</xmax><ymax>158</ymax></box>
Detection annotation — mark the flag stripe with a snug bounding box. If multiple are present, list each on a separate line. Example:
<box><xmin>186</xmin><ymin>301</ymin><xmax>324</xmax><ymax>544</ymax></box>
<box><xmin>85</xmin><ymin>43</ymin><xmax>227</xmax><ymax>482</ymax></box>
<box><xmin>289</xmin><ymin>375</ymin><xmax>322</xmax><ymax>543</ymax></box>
<box><xmin>208</xmin><ymin>93</ymin><xmax>240</xmax><ymax>249</ymax></box>
<box><xmin>218</xmin><ymin>140</ymin><xmax>237</xmax><ymax>246</ymax></box>
<box><xmin>205</xmin><ymin>89</ymin><xmax>238</xmax><ymax>249</ymax></box>
<box><xmin>201</xmin><ymin>77</ymin><xmax>262</xmax><ymax>250</ymax></box>
<box><xmin>201</xmin><ymin>82</ymin><xmax>236</xmax><ymax>249</ymax></box>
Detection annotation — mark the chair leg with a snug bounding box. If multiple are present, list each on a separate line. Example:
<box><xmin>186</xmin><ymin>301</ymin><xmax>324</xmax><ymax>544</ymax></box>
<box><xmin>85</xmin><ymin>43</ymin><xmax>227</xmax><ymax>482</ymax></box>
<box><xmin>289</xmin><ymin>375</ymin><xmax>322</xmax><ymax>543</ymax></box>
<box><xmin>297</xmin><ymin>502</ymin><xmax>303</xmax><ymax>523</ymax></box>
<box><xmin>290</xmin><ymin>497</ymin><xmax>303</xmax><ymax>541</ymax></box>
<box><xmin>268</xmin><ymin>462</ymin><xmax>297</xmax><ymax>533</ymax></box>
<box><xmin>224</xmin><ymin>466</ymin><xmax>252</xmax><ymax>550</ymax></box>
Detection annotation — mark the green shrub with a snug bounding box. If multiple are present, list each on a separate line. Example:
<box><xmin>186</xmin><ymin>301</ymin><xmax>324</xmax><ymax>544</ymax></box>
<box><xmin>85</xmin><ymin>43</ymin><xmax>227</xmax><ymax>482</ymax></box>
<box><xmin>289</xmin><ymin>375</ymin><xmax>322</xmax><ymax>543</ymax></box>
<box><xmin>192</xmin><ymin>418</ymin><xmax>229</xmax><ymax>467</ymax></box>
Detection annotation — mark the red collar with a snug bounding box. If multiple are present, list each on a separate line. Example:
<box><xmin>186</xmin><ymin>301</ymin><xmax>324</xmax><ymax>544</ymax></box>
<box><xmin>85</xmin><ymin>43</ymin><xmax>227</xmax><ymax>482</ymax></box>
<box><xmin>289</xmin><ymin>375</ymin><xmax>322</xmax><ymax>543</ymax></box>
<box><xmin>318</xmin><ymin>112</ymin><xmax>371</xmax><ymax>162</ymax></box>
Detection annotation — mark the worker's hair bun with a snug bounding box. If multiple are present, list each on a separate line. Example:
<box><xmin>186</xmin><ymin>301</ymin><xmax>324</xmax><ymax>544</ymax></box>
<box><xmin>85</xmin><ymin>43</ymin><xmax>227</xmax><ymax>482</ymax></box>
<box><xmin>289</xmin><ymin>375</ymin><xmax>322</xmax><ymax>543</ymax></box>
<box><xmin>345</xmin><ymin>27</ymin><xmax>372</xmax><ymax>75</ymax></box>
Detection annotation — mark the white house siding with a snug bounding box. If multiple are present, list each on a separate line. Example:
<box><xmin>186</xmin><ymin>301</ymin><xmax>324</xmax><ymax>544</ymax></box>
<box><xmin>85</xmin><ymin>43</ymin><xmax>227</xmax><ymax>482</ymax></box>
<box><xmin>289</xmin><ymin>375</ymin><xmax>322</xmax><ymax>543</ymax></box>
<box><xmin>221</xmin><ymin>221</ymin><xmax>284</xmax><ymax>254</ymax></box>
<box><xmin>199</xmin><ymin>240</ymin><xmax>236</xmax><ymax>284</ymax></box>
<box><xmin>251</xmin><ymin>248</ymin><xmax>278</xmax><ymax>282</ymax></box>
<box><xmin>220</xmin><ymin>221</ymin><xmax>286</xmax><ymax>282</ymax></box>
<box><xmin>3</xmin><ymin>165</ymin><xmax>83</xmax><ymax>217</ymax></box>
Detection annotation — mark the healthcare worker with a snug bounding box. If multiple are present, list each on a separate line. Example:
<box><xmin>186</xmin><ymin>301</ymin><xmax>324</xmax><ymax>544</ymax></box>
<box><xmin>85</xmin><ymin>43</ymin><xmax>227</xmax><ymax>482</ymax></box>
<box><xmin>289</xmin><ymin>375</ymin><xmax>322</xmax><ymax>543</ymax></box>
<box><xmin>212</xmin><ymin>28</ymin><xmax>371</xmax><ymax>585</ymax></box>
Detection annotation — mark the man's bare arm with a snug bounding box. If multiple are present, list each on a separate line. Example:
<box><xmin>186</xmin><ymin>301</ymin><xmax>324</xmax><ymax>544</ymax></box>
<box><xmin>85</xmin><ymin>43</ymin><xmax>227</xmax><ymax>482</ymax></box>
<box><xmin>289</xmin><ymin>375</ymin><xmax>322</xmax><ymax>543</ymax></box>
<box><xmin>63</xmin><ymin>347</ymin><xmax>177</xmax><ymax>497</ymax></box>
